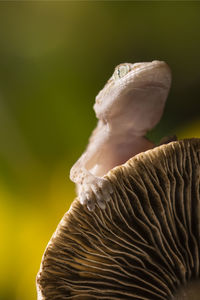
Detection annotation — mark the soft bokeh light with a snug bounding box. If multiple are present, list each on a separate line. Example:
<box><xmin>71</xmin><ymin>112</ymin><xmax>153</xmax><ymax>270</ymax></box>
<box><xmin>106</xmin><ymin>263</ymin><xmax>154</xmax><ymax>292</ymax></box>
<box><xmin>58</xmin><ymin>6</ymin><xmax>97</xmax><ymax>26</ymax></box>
<box><xmin>1</xmin><ymin>2</ymin><xmax>200</xmax><ymax>299</ymax></box>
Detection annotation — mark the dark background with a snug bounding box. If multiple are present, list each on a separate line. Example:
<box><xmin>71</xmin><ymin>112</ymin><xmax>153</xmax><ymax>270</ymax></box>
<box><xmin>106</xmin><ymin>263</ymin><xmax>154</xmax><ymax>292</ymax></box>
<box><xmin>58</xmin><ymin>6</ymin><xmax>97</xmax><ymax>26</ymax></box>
<box><xmin>0</xmin><ymin>2</ymin><xmax>200</xmax><ymax>299</ymax></box>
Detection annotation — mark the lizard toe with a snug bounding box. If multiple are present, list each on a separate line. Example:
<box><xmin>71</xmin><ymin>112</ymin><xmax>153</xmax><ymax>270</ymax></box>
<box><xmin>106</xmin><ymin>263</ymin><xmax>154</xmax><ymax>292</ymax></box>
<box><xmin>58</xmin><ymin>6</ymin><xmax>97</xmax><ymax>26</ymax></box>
<box><xmin>87</xmin><ymin>199</ymin><xmax>96</xmax><ymax>211</ymax></box>
<box><xmin>97</xmin><ymin>198</ymin><xmax>106</xmax><ymax>210</ymax></box>
<box><xmin>103</xmin><ymin>178</ymin><xmax>114</xmax><ymax>194</ymax></box>
<box><xmin>91</xmin><ymin>178</ymin><xmax>113</xmax><ymax>209</ymax></box>
<box><xmin>98</xmin><ymin>178</ymin><xmax>113</xmax><ymax>200</ymax></box>
<box><xmin>79</xmin><ymin>185</ymin><xmax>93</xmax><ymax>206</ymax></box>
<box><xmin>79</xmin><ymin>192</ymin><xmax>88</xmax><ymax>205</ymax></box>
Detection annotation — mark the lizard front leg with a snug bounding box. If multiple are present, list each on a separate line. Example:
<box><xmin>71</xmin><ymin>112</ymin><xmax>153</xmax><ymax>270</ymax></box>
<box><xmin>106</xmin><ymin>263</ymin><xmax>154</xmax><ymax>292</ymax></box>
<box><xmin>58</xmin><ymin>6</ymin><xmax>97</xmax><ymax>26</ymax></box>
<box><xmin>70</xmin><ymin>152</ymin><xmax>113</xmax><ymax>211</ymax></box>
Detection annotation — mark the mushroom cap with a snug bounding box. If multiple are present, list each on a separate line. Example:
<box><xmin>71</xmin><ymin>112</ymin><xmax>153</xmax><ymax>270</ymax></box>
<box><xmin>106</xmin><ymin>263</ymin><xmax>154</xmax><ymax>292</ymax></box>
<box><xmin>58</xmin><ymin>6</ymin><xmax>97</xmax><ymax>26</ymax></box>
<box><xmin>37</xmin><ymin>139</ymin><xmax>200</xmax><ymax>300</ymax></box>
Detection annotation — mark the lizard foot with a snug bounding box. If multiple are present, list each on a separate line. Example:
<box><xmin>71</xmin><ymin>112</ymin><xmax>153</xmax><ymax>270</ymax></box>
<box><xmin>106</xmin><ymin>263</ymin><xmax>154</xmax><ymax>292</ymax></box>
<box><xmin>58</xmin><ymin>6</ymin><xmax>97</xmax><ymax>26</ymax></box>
<box><xmin>78</xmin><ymin>177</ymin><xmax>113</xmax><ymax>211</ymax></box>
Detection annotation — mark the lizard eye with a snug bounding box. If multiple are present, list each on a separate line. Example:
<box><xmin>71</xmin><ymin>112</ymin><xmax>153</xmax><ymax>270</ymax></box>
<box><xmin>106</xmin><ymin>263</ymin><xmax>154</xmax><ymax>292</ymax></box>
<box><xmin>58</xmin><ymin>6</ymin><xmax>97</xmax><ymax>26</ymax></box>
<box><xmin>113</xmin><ymin>64</ymin><xmax>131</xmax><ymax>81</ymax></box>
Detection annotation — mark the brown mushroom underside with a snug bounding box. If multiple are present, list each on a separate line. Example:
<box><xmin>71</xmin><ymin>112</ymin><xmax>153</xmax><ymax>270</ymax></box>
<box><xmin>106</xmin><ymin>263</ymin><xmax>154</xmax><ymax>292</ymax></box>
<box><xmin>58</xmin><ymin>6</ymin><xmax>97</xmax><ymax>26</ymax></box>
<box><xmin>37</xmin><ymin>139</ymin><xmax>200</xmax><ymax>300</ymax></box>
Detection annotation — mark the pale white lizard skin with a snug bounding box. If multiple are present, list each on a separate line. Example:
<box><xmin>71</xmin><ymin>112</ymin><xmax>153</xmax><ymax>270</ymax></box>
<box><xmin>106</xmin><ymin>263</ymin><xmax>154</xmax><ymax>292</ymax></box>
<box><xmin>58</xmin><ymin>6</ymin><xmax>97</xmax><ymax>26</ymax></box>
<box><xmin>70</xmin><ymin>60</ymin><xmax>172</xmax><ymax>211</ymax></box>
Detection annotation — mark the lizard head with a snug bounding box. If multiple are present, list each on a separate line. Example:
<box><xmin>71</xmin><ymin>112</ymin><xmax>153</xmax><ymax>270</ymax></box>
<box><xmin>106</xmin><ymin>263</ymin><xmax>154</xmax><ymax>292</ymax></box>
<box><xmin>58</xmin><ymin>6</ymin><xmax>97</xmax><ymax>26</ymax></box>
<box><xmin>94</xmin><ymin>60</ymin><xmax>171</xmax><ymax>133</ymax></box>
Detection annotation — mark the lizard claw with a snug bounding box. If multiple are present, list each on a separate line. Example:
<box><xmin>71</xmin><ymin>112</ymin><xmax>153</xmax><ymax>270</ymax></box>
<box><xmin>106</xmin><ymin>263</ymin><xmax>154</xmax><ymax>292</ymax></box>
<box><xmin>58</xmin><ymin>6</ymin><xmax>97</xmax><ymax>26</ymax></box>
<box><xmin>78</xmin><ymin>177</ymin><xmax>113</xmax><ymax>211</ymax></box>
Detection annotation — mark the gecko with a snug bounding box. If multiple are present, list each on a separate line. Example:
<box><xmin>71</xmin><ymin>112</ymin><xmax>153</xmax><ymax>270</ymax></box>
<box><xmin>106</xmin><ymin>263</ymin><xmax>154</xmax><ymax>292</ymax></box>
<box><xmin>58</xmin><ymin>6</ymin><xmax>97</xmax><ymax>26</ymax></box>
<box><xmin>70</xmin><ymin>60</ymin><xmax>172</xmax><ymax>211</ymax></box>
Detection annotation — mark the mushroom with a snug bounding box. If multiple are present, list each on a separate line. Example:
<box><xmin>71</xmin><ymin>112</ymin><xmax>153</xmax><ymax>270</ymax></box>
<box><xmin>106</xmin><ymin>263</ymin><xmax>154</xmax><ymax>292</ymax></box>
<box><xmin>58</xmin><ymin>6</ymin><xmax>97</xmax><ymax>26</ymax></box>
<box><xmin>37</xmin><ymin>138</ymin><xmax>200</xmax><ymax>299</ymax></box>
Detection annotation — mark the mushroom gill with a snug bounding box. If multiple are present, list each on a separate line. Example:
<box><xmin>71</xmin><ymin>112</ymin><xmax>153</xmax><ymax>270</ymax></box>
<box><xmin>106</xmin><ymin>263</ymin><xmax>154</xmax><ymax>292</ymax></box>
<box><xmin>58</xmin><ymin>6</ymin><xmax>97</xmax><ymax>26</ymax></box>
<box><xmin>37</xmin><ymin>138</ymin><xmax>200</xmax><ymax>300</ymax></box>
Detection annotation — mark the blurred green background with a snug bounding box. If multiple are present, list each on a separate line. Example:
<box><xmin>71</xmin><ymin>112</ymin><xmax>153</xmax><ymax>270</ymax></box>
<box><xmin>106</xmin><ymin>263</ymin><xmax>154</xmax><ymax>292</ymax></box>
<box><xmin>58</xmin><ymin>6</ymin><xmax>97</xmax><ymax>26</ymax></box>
<box><xmin>0</xmin><ymin>2</ymin><xmax>200</xmax><ymax>299</ymax></box>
